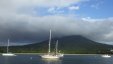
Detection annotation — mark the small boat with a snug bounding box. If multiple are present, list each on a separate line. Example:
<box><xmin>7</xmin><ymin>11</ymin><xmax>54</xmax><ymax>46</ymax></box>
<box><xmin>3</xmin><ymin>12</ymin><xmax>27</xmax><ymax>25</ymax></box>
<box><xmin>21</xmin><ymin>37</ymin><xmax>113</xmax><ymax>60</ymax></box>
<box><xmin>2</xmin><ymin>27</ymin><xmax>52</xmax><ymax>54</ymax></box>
<box><xmin>2</xmin><ymin>39</ymin><xmax>16</xmax><ymax>56</ymax></box>
<box><xmin>101</xmin><ymin>54</ymin><xmax>111</xmax><ymax>58</ymax></box>
<box><xmin>41</xmin><ymin>29</ymin><xmax>63</xmax><ymax>59</ymax></box>
<box><xmin>2</xmin><ymin>53</ymin><xmax>16</xmax><ymax>56</ymax></box>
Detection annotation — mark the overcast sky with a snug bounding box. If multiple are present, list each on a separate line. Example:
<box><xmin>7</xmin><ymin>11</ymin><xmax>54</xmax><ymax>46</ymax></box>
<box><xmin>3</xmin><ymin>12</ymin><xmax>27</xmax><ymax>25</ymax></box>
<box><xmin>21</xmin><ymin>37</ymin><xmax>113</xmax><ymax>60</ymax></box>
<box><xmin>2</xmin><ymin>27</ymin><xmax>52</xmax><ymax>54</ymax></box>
<box><xmin>0</xmin><ymin>0</ymin><xmax>113</xmax><ymax>46</ymax></box>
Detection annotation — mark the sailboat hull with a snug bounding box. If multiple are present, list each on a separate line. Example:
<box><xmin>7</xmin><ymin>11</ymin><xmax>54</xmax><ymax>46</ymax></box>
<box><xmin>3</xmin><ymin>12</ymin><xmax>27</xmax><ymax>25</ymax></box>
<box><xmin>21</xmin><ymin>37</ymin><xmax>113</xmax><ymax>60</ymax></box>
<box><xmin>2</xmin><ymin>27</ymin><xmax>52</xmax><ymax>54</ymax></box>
<box><xmin>58</xmin><ymin>54</ymin><xmax>64</xmax><ymax>57</ymax></box>
<box><xmin>2</xmin><ymin>53</ymin><xmax>16</xmax><ymax>56</ymax></box>
<box><xmin>41</xmin><ymin>55</ymin><xmax>59</xmax><ymax>59</ymax></box>
<box><xmin>101</xmin><ymin>55</ymin><xmax>111</xmax><ymax>58</ymax></box>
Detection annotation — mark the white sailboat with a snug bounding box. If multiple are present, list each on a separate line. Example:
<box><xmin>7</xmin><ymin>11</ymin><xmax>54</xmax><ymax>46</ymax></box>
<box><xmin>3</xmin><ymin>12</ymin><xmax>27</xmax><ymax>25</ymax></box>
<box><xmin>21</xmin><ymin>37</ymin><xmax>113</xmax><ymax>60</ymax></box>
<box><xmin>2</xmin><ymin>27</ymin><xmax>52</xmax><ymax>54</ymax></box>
<box><xmin>101</xmin><ymin>54</ymin><xmax>111</xmax><ymax>58</ymax></box>
<box><xmin>2</xmin><ymin>39</ymin><xmax>16</xmax><ymax>56</ymax></box>
<box><xmin>41</xmin><ymin>29</ymin><xmax>63</xmax><ymax>59</ymax></box>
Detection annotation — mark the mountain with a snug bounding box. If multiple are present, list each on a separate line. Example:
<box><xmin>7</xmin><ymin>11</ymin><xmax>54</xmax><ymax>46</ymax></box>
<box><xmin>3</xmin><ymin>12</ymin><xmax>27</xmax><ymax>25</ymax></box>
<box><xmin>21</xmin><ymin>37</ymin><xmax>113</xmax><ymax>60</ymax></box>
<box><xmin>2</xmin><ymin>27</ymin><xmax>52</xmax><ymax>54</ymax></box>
<box><xmin>0</xmin><ymin>35</ymin><xmax>113</xmax><ymax>54</ymax></box>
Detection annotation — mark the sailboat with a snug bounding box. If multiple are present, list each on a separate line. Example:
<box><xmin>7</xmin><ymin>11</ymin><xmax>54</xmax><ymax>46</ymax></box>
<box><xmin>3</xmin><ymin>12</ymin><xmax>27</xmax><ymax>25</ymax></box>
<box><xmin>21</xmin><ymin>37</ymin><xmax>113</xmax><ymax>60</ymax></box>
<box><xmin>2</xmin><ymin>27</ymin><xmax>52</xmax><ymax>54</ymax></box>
<box><xmin>101</xmin><ymin>54</ymin><xmax>111</xmax><ymax>58</ymax></box>
<box><xmin>41</xmin><ymin>29</ymin><xmax>63</xmax><ymax>59</ymax></box>
<box><xmin>2</xmin><ymin>39</ymin><xmax>16</xmax><ymax>56</ymax></box>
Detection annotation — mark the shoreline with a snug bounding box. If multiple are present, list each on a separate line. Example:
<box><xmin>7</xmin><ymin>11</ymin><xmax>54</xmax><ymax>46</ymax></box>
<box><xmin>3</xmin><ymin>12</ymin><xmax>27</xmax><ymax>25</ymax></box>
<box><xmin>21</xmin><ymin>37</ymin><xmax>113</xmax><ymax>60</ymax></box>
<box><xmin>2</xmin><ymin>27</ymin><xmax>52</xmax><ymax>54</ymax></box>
<box><xmin>0</xmin><ymin>53</ymin><xmax>109</xmax><ymax>55</ymax></box>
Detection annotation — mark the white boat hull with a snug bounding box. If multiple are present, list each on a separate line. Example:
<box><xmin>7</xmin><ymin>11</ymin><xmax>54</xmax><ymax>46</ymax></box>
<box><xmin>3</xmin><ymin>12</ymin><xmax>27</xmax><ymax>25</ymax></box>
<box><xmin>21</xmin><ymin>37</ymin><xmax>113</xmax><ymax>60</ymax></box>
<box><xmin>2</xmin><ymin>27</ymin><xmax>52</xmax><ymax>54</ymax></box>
<box><xmin>41</xmin><ymin>55</ymin><xmax>59</xmax><ymax>59</ymax></box>
<box><xmin>2</xmin><ymin>53</ymin><xmax>16</xmax><ymax>56</ymax></box>
<box><xmin>101</xmin><ymin>55</ymin><xmax>111</xmax><ymax>58</ymax></box>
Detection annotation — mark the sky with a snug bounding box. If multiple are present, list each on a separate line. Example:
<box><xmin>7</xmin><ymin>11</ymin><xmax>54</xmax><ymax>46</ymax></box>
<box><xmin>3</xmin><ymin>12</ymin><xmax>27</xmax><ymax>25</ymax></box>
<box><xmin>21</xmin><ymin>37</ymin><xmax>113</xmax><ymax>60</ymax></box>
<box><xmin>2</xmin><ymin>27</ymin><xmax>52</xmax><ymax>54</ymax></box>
<box><xmin>0</xmin><ymin>0</ymin><xmax>113</xmax><ymax>46</ymax></box>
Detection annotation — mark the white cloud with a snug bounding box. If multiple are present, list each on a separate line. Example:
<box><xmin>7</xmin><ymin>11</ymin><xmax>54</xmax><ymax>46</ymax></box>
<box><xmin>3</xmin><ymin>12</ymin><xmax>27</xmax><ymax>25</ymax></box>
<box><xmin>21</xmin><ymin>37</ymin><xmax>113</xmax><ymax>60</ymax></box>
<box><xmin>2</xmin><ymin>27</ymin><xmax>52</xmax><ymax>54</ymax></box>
<box><xmin>0</xmin><ymin>11</ymin><xmax>113</xmax><ymax>45</ymax></box>
<box><xmin>90</xmin><ymin>1</ymin><xmax>104</xmax><ymax>9</ymax></box>
<box><xmin>82</xmin><ymin>17</ymin><xmax>104</xmax><ymax>22</ymax></box>
<box><xmin>69</xmin><ymin>6</ymin><xmax>80</xmax><ymax>10</ymax></box>
<box><xmin>48</xmin><ymin>7</ymin><xmax>64</xmax><ymax>14</ymax></box>
<box><xmin>0</xmin><ymin>0</ymin><xmax>82</xmax><ymax>16</ymax></box>
<box><xmin>48</xmin><ymin>7</ymin><xmax>56</xmax><ymax>13</ymax></box>
<box><xmin>0</xmin><ymin>0</ymin><xmax>81</xmax><ymax>8</ymax></box>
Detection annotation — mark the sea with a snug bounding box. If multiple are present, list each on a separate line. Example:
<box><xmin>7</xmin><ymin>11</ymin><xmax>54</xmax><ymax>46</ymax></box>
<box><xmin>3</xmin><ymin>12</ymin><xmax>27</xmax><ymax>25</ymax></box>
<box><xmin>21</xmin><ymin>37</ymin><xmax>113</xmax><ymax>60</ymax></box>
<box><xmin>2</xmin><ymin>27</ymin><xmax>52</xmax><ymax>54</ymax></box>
<box><xmin>0</xmin><ymin>54</ymin><xmax>112</xmax><ymax>64</ymax></box>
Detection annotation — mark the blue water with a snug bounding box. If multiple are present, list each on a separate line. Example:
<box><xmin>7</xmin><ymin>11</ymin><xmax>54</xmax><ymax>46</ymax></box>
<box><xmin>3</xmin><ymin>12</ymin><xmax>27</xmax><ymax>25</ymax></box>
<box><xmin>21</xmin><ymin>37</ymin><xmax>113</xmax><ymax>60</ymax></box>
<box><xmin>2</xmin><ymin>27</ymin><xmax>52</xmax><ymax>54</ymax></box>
<box><xmin>0</xmin><ymin>54</ymin><xmax>113</xmax><ymax>64</ymax></box>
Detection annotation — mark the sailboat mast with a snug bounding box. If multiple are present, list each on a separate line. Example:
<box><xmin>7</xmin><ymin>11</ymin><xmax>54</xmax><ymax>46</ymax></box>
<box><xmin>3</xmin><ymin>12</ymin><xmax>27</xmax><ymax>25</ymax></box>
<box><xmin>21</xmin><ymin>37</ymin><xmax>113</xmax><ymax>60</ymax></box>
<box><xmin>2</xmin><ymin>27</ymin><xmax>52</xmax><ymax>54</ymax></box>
<box><xmin>56</xmin><ymin>40</ymin><xmax>58</xmax><ymax>54</ymax></box>
<box><xmin>7</xmin><ymin>39</ymin><xmax>9</xmax><ymax>53</ymax></box>
<box><xmin>48</xmin><ymin>29</ymin><xmax>51</xmax><ymax>54</ymax></box>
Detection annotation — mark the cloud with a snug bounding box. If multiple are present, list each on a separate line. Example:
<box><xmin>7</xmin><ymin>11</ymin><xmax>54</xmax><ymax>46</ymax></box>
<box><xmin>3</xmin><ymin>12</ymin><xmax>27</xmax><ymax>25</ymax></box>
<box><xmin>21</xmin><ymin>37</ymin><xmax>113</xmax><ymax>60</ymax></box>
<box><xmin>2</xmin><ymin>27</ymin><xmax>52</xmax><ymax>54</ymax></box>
<box><xmin>82</xmin><ymin>17</ymin><xmax>105</xmax><ymax>22</ymax></box>
<box><xmin>90</xmin><ymin>0</ymin><xmax>104</xmax><ymax>9</ymax></box>
<box><xmin>0</xmin><ymin>0</ymin><xmax>82</xmax><ymax>16</ymax></box>
<box><xmin>48</xmin><ymin>7</ymin><xmax>56</xmax><ymax>13</ymax></box>
<box><xmin>0</xmin><ymin>11</ymin><xmax>113</xmax><ymax>45</ymax></box>
<box><xmin>0</xmin><ymin>0</ymin><xmax>81</xmax><ymax>8</ymax></box>
<box><xmin>47</xmin><ymin>7</ymin><xmax>65</xmax><ymax>14</ymax></box>
<box><xmin>69</xmin><ymin>6</ymin><xmax>80</xmax><ymax>10</ymax></box>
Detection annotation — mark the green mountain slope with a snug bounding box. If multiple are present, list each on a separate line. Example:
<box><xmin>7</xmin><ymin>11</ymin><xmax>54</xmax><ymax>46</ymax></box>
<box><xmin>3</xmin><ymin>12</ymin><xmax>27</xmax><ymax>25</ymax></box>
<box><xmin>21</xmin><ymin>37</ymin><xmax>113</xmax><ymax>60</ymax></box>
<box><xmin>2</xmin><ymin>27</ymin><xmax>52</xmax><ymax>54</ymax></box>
<box><xmin>0</xmin><ymin>35</ymin><xmax>113</xmax><ymax>54</ymax></box>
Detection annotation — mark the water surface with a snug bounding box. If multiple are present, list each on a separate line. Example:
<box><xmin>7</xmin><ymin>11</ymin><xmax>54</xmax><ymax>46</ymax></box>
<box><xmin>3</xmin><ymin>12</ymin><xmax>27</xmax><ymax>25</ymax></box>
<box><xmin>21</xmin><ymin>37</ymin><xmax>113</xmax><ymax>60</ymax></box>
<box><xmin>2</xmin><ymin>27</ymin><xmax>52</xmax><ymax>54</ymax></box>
<box><xmin>0</xmin><ymin>54</ymin><xmax>112</xmax><ymax>64</ymax></box>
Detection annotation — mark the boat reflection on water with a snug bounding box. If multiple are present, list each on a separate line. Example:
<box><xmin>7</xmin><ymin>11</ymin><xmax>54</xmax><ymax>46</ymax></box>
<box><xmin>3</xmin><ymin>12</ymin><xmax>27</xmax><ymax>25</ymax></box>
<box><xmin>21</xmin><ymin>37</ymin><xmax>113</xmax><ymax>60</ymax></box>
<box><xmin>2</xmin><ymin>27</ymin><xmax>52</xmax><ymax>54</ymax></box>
<box><xmin>42</xmin><ymin>58</ymin><xmax>62</xmax><ymax>64</ymax></box>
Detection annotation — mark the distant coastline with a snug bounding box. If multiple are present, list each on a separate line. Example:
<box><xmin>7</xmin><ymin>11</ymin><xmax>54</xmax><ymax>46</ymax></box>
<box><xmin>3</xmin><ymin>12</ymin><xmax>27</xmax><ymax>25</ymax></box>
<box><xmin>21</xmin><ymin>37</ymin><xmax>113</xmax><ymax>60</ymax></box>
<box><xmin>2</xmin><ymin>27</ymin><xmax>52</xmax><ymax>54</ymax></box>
<box><xmin>0</xmin><ymin>53</ymin><xmax>111</xmax><ymax>55</ymax></box>
<box><xmin>0</xmin><ymin>35</ymin><xmax>113</xmax><ymax>54</ymax></box>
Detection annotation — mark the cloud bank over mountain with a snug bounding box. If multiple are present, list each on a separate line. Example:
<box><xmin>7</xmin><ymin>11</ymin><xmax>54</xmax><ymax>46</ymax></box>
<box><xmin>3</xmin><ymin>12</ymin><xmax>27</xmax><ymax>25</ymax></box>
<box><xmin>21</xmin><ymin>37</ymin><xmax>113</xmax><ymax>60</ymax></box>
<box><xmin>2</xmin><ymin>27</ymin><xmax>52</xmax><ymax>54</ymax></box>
<box><xmin>0</xmin><ymin>0</ymin><xmax>113</xmax><ymax>45</ymax></box>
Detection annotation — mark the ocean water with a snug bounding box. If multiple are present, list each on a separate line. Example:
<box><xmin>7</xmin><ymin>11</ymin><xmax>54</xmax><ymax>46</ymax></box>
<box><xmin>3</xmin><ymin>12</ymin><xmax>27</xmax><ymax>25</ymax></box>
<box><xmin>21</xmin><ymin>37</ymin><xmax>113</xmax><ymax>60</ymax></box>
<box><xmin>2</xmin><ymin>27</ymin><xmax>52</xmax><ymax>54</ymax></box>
<box><xmin>0</xmin><ymin>54</ymin><xmax>112</xmax><ymax>64</ymax></box>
